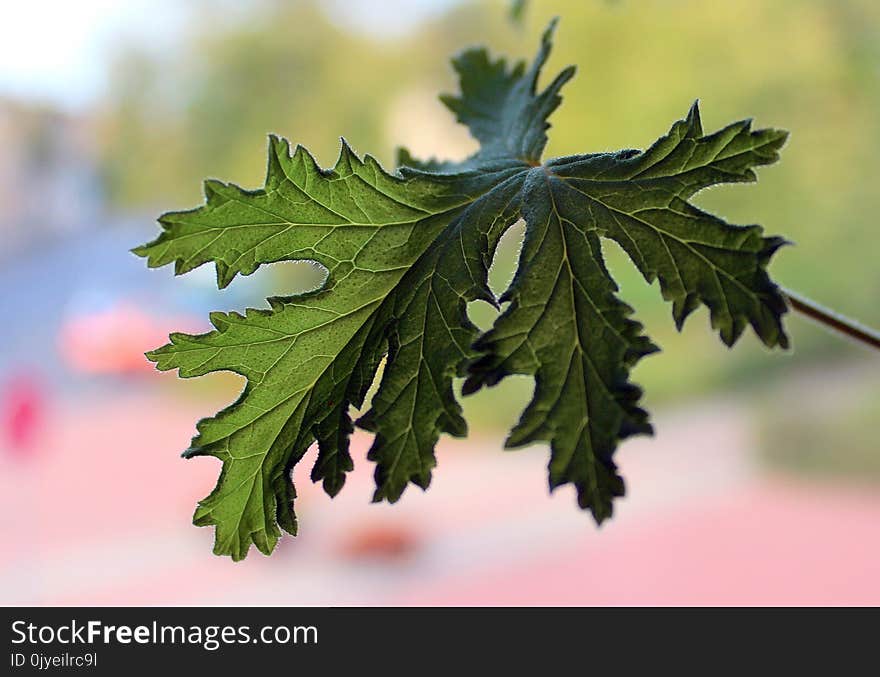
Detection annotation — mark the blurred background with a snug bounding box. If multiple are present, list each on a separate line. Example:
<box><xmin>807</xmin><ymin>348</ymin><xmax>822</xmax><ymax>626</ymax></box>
<box><xmin>1</xmin><ymin>0</ymin><xmax>879</xmax><ymax>605</ymax></box>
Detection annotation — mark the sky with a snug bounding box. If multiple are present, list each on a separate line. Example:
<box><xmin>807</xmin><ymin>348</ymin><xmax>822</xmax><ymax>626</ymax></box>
<box><xmin>0</xmin><ymin>1</ymin><xmax>188</xmax><ymax>108</ymax></box>
<box><xmin>0</xmin><ymin>0</ymin><xmax>458</xmax><ymax>109</ymax></box>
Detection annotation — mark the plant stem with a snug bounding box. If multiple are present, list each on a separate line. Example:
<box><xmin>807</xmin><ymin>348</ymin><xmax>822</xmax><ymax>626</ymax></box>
<box><xmin>781</xmin><ymin>287</ymin><xmax>880</xmax><ymax>351</ymax></box>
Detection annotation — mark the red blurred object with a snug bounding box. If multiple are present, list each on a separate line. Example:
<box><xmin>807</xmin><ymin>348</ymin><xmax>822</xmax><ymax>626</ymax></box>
<box><xmin>1</xmin><ymin>372</ymin><xmax>45</xmax><ymax>456</ymax></box>
<box><xmin>58</xmin><ymin>302</ymin><xmax>199</xmax><ymax>375</ymax></box>
<box><xmin>338</xmin><ymin>523</ymin><xmax>420</xmax><ymax>561</ymax></box>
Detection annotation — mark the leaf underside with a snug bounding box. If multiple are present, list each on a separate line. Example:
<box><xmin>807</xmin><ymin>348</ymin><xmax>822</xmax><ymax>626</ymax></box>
<box><xmin>135</xmin><ymin>19</ymin><xmax>789</xmax><ymax>560</ymax></box>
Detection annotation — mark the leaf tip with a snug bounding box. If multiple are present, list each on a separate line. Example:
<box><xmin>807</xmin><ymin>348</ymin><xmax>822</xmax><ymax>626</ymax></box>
<box><xmin>685</xmin><ymin>99</ymin><xmax>703</xmax><ymax>135</ymax></box>
<box><xmin>543</xmin><ymin>16</ymin><xmax>560</xmax><ymax>41</ymax></box>
<box><xmin>202</xmin><ymin>178</ymin><xmax>225</xmax><ymax>200</ymax></box>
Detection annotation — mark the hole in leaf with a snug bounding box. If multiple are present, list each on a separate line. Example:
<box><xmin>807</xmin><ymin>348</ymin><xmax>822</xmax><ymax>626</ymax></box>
<box><xmin>182</xmin><ymin>259</ymin><xmax>329</xmax><ymax>312</ymax></box>
<box><xmin>488</xmin><ymin>219</ymin><xmax>525</xmax><ymax>297</ymax></box>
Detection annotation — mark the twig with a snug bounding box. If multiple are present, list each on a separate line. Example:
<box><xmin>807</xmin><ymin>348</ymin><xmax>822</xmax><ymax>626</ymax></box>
<box><xmin>781</xmin><ymin>287</ymin><xmax>880</xmax><ymax>351</ymax></box>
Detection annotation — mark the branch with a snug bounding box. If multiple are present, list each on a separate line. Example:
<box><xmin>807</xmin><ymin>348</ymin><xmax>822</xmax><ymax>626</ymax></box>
<box><xmin>781</xmin><ymin>287</ymin><xmax>880</xmax><ymax>351</ymax></box>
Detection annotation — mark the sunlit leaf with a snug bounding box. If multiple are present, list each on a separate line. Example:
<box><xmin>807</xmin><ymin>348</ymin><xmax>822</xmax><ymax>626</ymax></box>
<box><xmin>135</xmin><ymin>20</ymin><xmax>788</xmax><ymax>559</ymax></box>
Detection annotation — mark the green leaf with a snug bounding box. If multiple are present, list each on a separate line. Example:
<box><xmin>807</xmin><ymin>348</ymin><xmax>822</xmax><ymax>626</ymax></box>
<box><xmin>439</xmin><ymin>17</ymin><xmax>574</xmax><ymax>165</ymax></box>
<box><xmin>510</xmin><ymin>0</ymin><xmax>528</xmax><ymax>24</ymax></box>
<box><xmin>135</xmin><ymin>20</ymin><xmax>789</xmax><ymax>559</ymax></box>
<box><xmin>464</xmin><ymin>170</ymin><xmax>659</xmax><ymax>522</ymax></box>
<box><xmin>544</xmin><ymin>103</ymin><xmax>789</xmax><ymax>349</ymax></box>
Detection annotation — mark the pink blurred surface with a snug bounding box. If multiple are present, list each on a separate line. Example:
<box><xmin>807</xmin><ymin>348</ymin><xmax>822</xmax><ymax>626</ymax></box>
<box><xmin>400</xmin><ymin>481</ymin><xmax>880</xmax><ymax>606</ymax></box>
<box><xmin>1</xmin><ymin>385</ymin><xmax>879</xmax><ymax>606</ymax></box>
<box><xmin>58</xmin><ymin>304</ymin><xmax>201</xmax><ymax>375</ymax></box>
